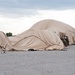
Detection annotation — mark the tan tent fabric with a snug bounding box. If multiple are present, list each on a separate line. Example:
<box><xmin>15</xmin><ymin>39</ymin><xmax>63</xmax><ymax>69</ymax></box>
<box><xmin>0</xmin><ymin>19</ymin><xmax>75</xmax><ymax>51</ymax></box>
<box><xmin>0</xmin><ymin>31</ymin><xmax>14</xmax><ymax>50</ymax></box>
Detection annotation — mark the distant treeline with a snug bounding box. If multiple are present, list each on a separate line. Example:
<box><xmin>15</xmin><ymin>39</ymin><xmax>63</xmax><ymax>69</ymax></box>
<box><xmin>6</xmin><ymin>32</ymin><xmax>13</xmax><ymax>37</ymax></box>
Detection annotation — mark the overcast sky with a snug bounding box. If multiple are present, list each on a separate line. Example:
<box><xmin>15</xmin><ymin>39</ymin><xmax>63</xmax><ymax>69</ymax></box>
<box><xmin>0</xmin><ymin>0</ymin><xmax>75</xmax><ymax>35</ymax></box>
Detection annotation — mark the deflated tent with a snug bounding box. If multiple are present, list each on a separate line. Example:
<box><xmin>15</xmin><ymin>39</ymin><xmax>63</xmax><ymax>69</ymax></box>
<box><xmin>0</xmin><ymin>19</ymin><xmax>75</xmax><ymax>51</ymax></box>
<box><xmin>0</xmin><ymin>31</ymin><xmax>14</xmax><ymax>50</ymax></box>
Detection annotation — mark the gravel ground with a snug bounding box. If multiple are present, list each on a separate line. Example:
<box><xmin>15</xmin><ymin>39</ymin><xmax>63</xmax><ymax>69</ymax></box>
<box><xmin>0</xmin><ymin>45</ymin><xmax>75</xmax><ymax>75</ymax></box>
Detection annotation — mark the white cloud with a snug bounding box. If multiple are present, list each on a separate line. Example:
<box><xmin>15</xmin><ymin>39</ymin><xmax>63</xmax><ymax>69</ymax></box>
<box><xmin>0</xmin><ymin>9</ymin><xmax>75</xmax><ymax>35</ymax></box>
<box><xmin>37</xmin><ymin>9</ymin><xmax>75</xmax><ymax>28</ymax></box>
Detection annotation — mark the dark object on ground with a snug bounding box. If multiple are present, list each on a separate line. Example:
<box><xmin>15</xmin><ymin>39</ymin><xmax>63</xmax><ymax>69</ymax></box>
<box><xmin>9</xmin><ymin>49</ymin><xmax>16</xmax><ymax>51</ymax></box>
<box><xmin>1</xmin><ymin>50</ymin><xmax>6</xmax><ymax>54</ymax></box>
<box><xmin>28</xmin><ymin>49</ymin><xmax>37</xmax><ymax>51</ymax></box>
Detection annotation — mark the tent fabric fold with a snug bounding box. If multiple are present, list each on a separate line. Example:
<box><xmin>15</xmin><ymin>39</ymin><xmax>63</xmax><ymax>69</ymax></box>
<box><xmin>0</xmin><ymin>31</ymin><xmax>14</xmax><ymax>50</ymax></box>
<box><xmin>0</xmin><ymin>19</ymin><xmax>75</xmax><ymax>51</ymax></box>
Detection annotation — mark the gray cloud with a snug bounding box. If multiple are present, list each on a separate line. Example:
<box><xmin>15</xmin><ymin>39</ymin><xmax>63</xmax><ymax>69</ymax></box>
<box><xmin>0</xmin><ymin>0</ymin><xmax>75</xmax><ymax>9</ymax></box>
<box><xmin>0</xmin><ymin>0</ymin><xmax>75</xmax><ymax>17</ymax></box>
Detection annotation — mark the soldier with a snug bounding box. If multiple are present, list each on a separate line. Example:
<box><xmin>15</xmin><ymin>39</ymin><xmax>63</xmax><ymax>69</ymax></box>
<box><xmin>61</xmin><ymin>35</ymin><xmax>69</xmax><ymax>47</ymax></box>
<box><xmin>0</xmin><ymin>46</ymin><xmax>6</xmax><ymax>54</ymax></box>
<box><xmin>60</xmin><ymin>32</ymin><xmax>69</xmax><ymax>47</ymax></box>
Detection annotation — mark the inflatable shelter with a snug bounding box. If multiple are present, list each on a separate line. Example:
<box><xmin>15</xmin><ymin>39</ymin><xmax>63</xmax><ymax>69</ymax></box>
<box><xmin>0</xmin><ymin>19</ymin><xmax>75</xmax><ymax>51</ymax></box>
